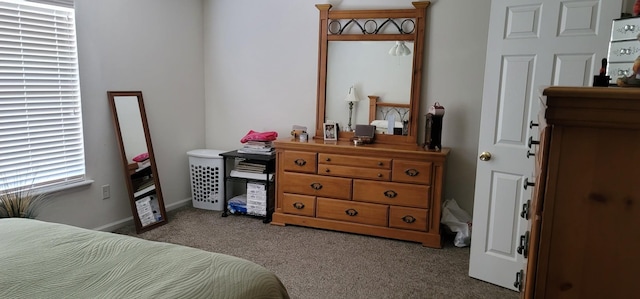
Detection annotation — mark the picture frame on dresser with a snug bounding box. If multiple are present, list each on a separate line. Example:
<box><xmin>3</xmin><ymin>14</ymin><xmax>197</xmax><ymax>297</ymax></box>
<box><xmin>323</xmin><ymin>123</ymin><xmax>337</xmax><ymax>141</ymax></box>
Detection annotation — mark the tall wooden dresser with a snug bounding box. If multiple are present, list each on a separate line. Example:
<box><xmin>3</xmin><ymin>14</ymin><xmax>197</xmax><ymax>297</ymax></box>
<box><xmin>271</xmin><ymin>139</ymin><xmax>449</xmax><ymax>248</ymax></box>
<box><xmin>521</xmin><ymin>86</ymin><xmax>640</xmax><ymax>298</ymax></box>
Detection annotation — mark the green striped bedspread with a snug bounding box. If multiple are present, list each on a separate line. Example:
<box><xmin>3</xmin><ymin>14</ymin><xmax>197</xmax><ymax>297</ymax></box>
<box><xmin>0</xmin><ymin>218</ymin><xmax>289</xmax><ymax>299</ymax></box>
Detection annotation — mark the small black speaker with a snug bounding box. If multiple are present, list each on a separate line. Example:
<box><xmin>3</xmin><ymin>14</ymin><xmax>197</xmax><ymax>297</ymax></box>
<box><xmin>424</xmin><ymin>113</ymin><xmax>443</xmax><ymax>150</ymax></box>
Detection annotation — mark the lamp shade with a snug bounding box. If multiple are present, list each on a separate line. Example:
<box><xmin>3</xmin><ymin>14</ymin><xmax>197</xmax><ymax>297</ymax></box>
<box><xmin>344</xmin><ymin>85</ymin><xmax>359</xmax><ymax>102</ymax></box>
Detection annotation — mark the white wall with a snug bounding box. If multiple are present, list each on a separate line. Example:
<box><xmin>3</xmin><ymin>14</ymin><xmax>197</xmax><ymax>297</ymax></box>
<box><xmin>203</xmin><ymin>0</ymin><xmax>491</xmax><ymax>214</ymax></box>
<box><xmin>37</xmin><ymin>0</ymin><xmax>205</xmax><ymax>229</ymax></box>
<box><xmin>623</xmin><ymin>0</ymin><xmax>637</xmax><ymax>15</ymax></box>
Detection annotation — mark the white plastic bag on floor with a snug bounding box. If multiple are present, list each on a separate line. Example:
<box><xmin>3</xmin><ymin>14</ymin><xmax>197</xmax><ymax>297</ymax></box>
<box><xmin>441</xmin><ymin>198</ymin><xmax>472</xmax><ymax>247</ymax></box>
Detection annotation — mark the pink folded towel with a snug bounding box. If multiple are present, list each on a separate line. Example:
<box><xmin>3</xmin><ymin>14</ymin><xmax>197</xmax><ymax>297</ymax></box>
<box><xmin>240</xmin><ymin>130</ymin><xmax>278</xmax><ymax>143</ymax></box>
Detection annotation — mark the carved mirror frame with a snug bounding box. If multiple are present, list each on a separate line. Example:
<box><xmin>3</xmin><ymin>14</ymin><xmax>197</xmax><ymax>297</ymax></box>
<box><xmin>314</xmin><ymin>1</ymin><xmax>430</xmax><ymax>145</ymax></box>
<box><xmin>107</xmin><ymin>91</ymin><xmax>167</xmax><ymax>233</ymax></box>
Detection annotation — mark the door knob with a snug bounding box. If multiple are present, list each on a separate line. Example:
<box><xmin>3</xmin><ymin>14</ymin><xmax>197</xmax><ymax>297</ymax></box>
<box><xmin>479</xmin><ymin>152</ymin><xmax>492</xmax><ymax>161</ymax></box>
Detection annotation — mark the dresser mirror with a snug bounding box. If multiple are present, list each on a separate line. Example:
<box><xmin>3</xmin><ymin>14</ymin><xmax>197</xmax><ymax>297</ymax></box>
<box><xmin>107</xmin><ymin>91</ymin><xmax>167</xmax><ymax>233</ymax></box>
<box><xmin>325</xmin><ymin>41</ymin><xmax>413</xmax><ymax>127</ymax></box>
<box><xmin>315</xmin><ymin>2</ymin><xmax>430</xmax><ymax>144</ymax></box>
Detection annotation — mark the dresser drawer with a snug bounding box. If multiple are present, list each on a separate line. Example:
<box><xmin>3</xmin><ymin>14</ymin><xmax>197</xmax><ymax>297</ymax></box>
<box><xmin>611</xmin><ymin>17</ymin><xmax>640</xmax><ymax>42</ymax></box>
<box><xmin>316</xmin><ymin>197</ymin><xmax>388</xmax><ymax>226</ymax></box>
<box><xmin>352</xmin><ymin>180</ymin><xmax>430</xmax><ymax>208</ymax></box>
<box><xmin>608</xmin><ymin>40</ymin><xmax>640</xmax><ymax>63</ymax></box>
<box><xmin>608</xmin><ymin>61</ymin><xmax>635</xmax><ymax>81</ymax></box>
<box><xmin>282</xmin><ymin>151</ymin><xmax>317</xmax><ymax>173</ymax></box>
<box><xmin>318</xmin><ymin>163</ymin><xmax>390</xmax><ymax>181</ymax></box>
<box><xmin>318</xmin><ymin>153</ymin><xmax>391</xmax><ymax>169</ymax></box>
<box><xmin>389</xmin><ymin>206</ymin><xmax>428</xmax><ymax>232</ymax></box>
<box><xmin>281</xmin><ymin>172</ymin><xmax>352</xmax><ymax>199</ymax></box>
<box><xmin>391</xmin><ymin>160</ymin><xmax>432</xmax><ymax>185</ymax></box>
<box><xmin>281</xmin><ymin>193</ymin><xmax>315</xmax><ymax>217</ymax></box>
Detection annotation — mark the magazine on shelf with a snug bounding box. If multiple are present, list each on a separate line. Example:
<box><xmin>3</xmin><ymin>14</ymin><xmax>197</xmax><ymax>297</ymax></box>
<box><xmin>237</xmin><ymin>148</ymin><xmax>275</xmax><ymax>155</ymax></box>
<box><xmin>230</xmin><ymin>170</ymin><xmax>273</xmax><ymax>181</ymax></box>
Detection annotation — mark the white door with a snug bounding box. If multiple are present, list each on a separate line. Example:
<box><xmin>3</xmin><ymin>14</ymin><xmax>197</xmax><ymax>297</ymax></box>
<box><xmin>469</xmin><ymin>0</ymin><xmax>621</xmax><ymax>290</ymax></box>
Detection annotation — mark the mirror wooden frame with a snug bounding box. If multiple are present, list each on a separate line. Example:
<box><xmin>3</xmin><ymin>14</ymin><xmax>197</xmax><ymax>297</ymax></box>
<box><xmin>314</xmin><ymin>1</ymin><xmax>430</xmax><ymax>145</ymax></box>
<box><xmin>107</xmin><ymin>91</ymin><xmax>167</xmax><ymax>233</ymax></box>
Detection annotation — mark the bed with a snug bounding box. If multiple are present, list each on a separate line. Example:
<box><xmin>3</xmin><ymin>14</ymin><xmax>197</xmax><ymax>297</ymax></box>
<box><xmin>368</xmin><ymin>95</ymin><xmax>410</xmax><ymax>135</ymax></box>
<box><xmin>0</xmin><ymin>218</ymin><xmax>290</xmax><ymax>299</ymax></box>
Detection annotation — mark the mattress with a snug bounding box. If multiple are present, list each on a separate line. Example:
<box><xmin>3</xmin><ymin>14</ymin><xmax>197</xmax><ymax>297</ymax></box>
<box><xmin>0</xmin><ymin>218</ymin><xmax>289</xmax><ymax>299</ymax></box>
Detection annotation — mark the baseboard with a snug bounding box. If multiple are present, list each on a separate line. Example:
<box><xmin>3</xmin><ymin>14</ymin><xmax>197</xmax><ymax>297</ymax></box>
<box><xmin>94</xmin><ymin>198</ymin><xmax>192</xmax><ymax>232</ymax></box>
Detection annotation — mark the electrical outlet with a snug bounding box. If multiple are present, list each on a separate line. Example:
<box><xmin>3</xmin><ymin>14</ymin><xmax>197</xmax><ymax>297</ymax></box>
<box><xmin>102</xmin><ymin>184</ymin><xmax>110</xmax><ymax>199</ymax></box>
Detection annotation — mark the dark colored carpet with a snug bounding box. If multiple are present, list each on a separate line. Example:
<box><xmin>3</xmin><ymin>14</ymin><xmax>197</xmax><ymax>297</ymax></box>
<box><xmin>114</xmin><ymin>206</ymin><xmax>517</xmax><ymax>299</ymax></box>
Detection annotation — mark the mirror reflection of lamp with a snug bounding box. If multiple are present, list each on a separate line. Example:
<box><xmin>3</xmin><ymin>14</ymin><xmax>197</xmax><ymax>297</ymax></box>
<box><xmin>344</xmin><ymin>85</ymin><xmax>360</xmax><ymax>131</ymax></box>
<box><xmin>388</xmin><ymin>41</ymin><xmax>411</xmax><ymax>56</ymax></box>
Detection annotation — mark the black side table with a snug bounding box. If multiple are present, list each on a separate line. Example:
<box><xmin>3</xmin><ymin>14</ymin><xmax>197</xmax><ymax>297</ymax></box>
<box><xmin>219</xmin><ymin>150</ymin><xmax>276</xmax><ymax>223</ymax></box>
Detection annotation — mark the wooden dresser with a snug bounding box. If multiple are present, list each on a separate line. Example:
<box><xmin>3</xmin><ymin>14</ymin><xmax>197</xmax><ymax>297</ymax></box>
<box><xmin>271</xmin><ymin>139</ymin><xmax>449</xmax><ymax>248</ymax></box>
<box><xmin>521</xmin><ymin>86</ymin><xmax>640</xmax><ymax>298</ymax></box>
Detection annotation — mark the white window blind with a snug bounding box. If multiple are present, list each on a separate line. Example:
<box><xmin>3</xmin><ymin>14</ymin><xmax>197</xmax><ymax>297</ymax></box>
<box><xmin>0</xmin><ymin>0</ymin><xmax>84</xmax><ymax>191</ymax></box>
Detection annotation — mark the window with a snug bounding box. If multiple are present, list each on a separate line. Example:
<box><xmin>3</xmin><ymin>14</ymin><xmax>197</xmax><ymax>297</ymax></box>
<box><xmin>0</xmin><ymin>0</ymin><xmax>84</xmax><ymax>192</ymax></box>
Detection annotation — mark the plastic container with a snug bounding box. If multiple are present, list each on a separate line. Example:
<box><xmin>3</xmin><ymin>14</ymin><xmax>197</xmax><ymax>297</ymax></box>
<box><xmin>187</xmin><ymin>149</ymin><xmax>226</xmax><ymax>211</ymax></box>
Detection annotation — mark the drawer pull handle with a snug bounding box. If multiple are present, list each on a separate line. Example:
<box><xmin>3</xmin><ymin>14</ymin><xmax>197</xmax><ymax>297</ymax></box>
<box><xmin>514</xmin><ymin>270</ymin><xmax>523</xmax><ymax>291</ymax></box>
<box><xmin>378</xmin><ymin>161</ymin><xmax>384</xmax><ymax>166</ymax></box>
<box><xmin>624</xmin><ymin>24</ymin><xmax>636</xmax><ymax>32</ymax></box>
<box><xmin>310</xmin><ymin>183</ymin><xmax>323</xmax><ymax>190</ymax></box>
<box><xmin>517</xmin><ymin>231</ymin><xmax>530</xmax><ymax>258</ymax></box>
<box><xmin>526</xmin><ymin>150</ymin><xmax>535</xmax><ymax>158</ymax></box>
<box><xmin>377</xmin><ymin>173</ymin><xmax>382</xmax><ymax>178</ymax></box>
<box><xmin>293</xmin><ymin>202</ymin><xmax>305</xmax><ymax>209</ymax></box>
<box><xmin>529</xmin><ymin>121</ymin><xmax>538</xmax><ymax>129</ymax></box>
<box><xmin>325</xmin><ymin>157</ymin><xmax>331</xmax><ymax>162</ymax></box>
<box><xmin>405</xmin><ymin>169</ymin><xmax>419</xmax><ymax>177</ymax></box>
<box><xmin>402</xmin><ymin>215</ymin><xmax>416</xmax><ymax>223</ymax></box>
<box><xmin>294</xmin><ymin>159</ymin><xmax>307</xmax><ymax>166</ymax></box>
<box><xmin>345</xmin><ymin>209</ymin><xmax>358</xmax><ymax>216</ymax></box>
<box><xmin>520</xmin><ymin>200</ymin><xmax>530</xmax><ymax>220</ymax></box>
<box><xmin>384</xmin><ymin>190</ymin><xmax>397</xmax><ymax>198</ymax></box>
<box><xmin>528</xmin><ymin>136</ymin><xmax>540</xmax><ymax>148</ymax></box>
<box><xmin>523</xmin><ymin>178</ymin><xmax>535</xmax><ymax>190</ymax></box>
<box><xmin>618</xmin><ymin>69</ymin><xmax>630</xmax><ymax>76</ymax></box>
<box><xmin>619</xmin><ymin>48</ymin><xmax>632</xmax><ymax>55</ymax></box>
<box><xmin>325</xmin><ymin>168</ymin><xmax>330</xmax><ymax>173</ymax></box>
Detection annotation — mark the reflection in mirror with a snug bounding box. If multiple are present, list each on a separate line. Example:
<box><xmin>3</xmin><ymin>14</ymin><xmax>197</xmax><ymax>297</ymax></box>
<box><xmin>113</xmin><ymin>97</ymin><xmax>148</xmax><ymax>162</ymax></box>
<box><xmin>325</xmin><ymin>41</ymin><xmax>413</xmax><ymax>131</ymax></box>
<box><xmin>107</xmin><ymin>91</ymin><xmax>167</xmax><ymax>233</ymax></box>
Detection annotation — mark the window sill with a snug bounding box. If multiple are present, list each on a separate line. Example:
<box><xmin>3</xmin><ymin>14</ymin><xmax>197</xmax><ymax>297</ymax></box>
<box><xmin>36</xmin><ymin>179</ymin><xmax>94</xmax><ymax>195</ymax></box>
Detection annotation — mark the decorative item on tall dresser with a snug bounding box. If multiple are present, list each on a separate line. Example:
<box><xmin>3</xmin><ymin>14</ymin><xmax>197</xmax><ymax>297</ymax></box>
<box><xmin>593</xmin><ymin>58</ymin><xmax>611</xmax><ymax>87</ymax></box>
<box><xmin>107</xmin><ymin>91</ymin><xmax>167</xmax><ymax>233</ymax></box>
<box><xmin>272</xmin><ymin>2</ymin><xmax>449</xmax><ymax>249</ymax></box>
<box><xmin>343</xmin><ymin>85</ymin><xmax>360</xmax><ymax>131</ymax></box>
<box><xmin>607</xmin><ymin>17</ymin><xmax>640</xmax><ymax>85</ymax></box>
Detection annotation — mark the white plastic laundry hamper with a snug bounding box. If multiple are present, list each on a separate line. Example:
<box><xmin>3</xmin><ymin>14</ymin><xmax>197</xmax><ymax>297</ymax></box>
<box><xmin>187</xmin><ymin>149</ymin><xmax>225</xmax><ymax>211</ymax></box>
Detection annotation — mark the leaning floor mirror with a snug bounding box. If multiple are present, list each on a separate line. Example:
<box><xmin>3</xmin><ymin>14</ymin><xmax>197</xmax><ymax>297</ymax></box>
<box><xmin>107</xmin><ymin>91</ymin><xmax>167</xmax><ymax>233</ymax></box>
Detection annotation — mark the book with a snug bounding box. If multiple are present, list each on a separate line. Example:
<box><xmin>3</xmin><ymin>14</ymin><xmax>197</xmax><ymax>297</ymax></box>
<box><xmin>237</xmin><ymin>148</ymin><xmax>275</xmax><ymax>155</ymax></box>
<box><xmin>230</xmin><ymin>170</ymin><xmax>273</xmax><ymax>181</ymax></box>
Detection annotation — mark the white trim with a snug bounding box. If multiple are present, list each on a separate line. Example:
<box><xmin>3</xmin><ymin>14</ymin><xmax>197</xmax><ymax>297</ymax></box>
<box><xmin>93</xmin><ymin>198</ymin><xmax>192</xmax><ymax>232</ymax></box>
<box><xmin>32</xmin><ymin>179</ymin><xmax>93</xmax><ymax>196</ymax></box>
